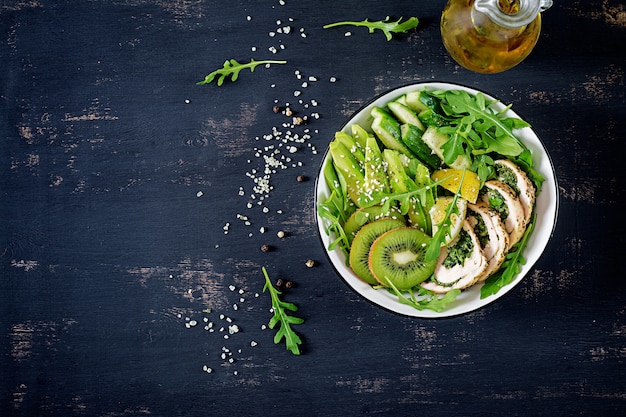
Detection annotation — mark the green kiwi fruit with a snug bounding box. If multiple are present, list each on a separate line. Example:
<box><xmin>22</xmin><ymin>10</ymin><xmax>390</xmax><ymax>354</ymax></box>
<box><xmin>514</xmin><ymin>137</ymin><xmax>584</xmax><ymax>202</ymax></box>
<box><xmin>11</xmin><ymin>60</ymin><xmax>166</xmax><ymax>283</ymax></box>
<box><xmin>344</xmin><ymin>205</ymin><xmax>405</xmax><ymax>243</ymax></box>
<box><xmin>368</xmin><ymin>227</ymin><xmax>436</xmax><ymax>289</ymax></box>
<box><xmin>349</xmin><ymin>218</ymin><xmax>406</xmax><ymax>284</ymax></box>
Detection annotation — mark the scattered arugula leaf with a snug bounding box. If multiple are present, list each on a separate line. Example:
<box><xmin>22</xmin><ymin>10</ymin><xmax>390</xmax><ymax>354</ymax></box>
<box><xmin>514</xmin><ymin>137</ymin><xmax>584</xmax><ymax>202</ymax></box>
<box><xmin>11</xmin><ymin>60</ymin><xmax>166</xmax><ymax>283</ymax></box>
<box><xmin>197</xmin><ymin>59</ymin><xmax>287</xmax><ymax>86</ymax></box>
<box><xmin>262</xmin><ymin>267</ymin><xmax>304</xmax><ymax>355</ymax></box>
<box><xmin>323</xmin><ymin>16</ymin><xmax>419</xmax><ymax>41</ymax></box>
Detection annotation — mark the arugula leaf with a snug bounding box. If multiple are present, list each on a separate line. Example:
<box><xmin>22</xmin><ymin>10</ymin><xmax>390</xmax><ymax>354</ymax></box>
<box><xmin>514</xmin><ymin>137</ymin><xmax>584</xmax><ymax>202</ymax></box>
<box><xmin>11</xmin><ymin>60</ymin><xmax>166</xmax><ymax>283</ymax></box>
<box><xmin>383</xmin><ymin>278</ymin><xmax>461</xmax><ymax>312</ymax></box>
<box><xmin>424</xmin><ymin>172</ymin><xmax>465</xmax><ymax>263</ymax></box>
<box><xmin>262</xmin><ymin>267</ymin><xmax>304</xmax><ymax>355</ymax></box>
<box><xmin>317</xmin><ymin>191</ymin><xmax>352</xmax><ymax>256</ymax></box>
<box><xmin>323</xmin><ymin>16</ymin><xmax>419</xmax><ymax>41</ymax></box>
<box><xmin>198</xmin><ymin>59</ymin><xmax>286</xmax><ymax>86</ymax></box>
<box><xmin>432</xmin><ymin>90</ymin><xmax>530</xmax><ymax>169</ymax></box>
<box><xmin>480</xmin><ymin>211</ymin><xmax>535</xmax><ymax>298</ymax></box>
<box><xmin>318</xmin><ymin>160</ymin><xmax>354</xmax><ymax>257</ymax></box>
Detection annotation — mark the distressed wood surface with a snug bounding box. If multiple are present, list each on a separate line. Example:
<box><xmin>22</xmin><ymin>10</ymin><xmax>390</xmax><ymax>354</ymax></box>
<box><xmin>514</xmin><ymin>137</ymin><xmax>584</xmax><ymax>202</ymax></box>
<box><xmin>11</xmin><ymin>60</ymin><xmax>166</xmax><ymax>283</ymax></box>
<box><xmin>1</xmin><ymin>1</ymin><xmax>625</xmax><ymax>416</ymax></box>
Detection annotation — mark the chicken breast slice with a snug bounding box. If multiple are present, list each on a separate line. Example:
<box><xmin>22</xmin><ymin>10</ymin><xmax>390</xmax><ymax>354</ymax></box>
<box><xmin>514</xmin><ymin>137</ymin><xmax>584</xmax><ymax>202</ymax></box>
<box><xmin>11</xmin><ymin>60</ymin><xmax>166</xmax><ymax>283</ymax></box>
<box><xmin>467</xmin><ymin>204</ymin><xmax>509</xmax><ymax>283</ymax></box>
<box><xmin>481</xmin><ymin>180</ymin><xmax>526</xmax><ymax>247</ymax></box>
<box><xmin>421</xmin><ymin>219</ymin><xmax>488</xmax><ymax>293</ymax></box>
<box><xmin>494</xmin><ymin>159</ymin><xmax>536</xmax><ymax>226</ymax></box>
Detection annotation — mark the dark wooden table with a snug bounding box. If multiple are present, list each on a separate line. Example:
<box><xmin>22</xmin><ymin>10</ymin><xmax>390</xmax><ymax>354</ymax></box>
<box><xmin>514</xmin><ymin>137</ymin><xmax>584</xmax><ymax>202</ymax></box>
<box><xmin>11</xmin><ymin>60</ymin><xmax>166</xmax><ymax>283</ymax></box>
<box><xmin>2</xmin><ymin>1</ymin><xmax>625</xmax><ymax>416</ymax></box>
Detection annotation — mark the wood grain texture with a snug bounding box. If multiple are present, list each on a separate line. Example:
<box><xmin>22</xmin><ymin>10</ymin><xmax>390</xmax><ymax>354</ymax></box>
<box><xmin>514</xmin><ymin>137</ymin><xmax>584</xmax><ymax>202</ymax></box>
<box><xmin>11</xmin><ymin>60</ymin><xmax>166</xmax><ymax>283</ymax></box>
<box><xmin>1</xmin><ymin>0</ymin><xmax>625</xmax><ymax>416</ymax></box>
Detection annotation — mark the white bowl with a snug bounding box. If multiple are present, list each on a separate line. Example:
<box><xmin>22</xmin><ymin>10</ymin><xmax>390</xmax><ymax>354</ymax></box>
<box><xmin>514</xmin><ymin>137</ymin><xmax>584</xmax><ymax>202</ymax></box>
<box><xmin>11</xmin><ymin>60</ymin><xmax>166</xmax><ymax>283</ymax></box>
<box><xmin>315</xmin><ymin>82</ymin><xmax>559</xmax><ymax>318</ymax></box>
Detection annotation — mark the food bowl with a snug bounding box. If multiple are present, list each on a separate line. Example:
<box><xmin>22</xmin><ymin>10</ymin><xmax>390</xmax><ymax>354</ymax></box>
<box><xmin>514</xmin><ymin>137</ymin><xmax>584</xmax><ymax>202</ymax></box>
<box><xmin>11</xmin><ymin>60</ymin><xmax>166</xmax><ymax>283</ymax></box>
<box><xmin>315</xmin><ymin>82</ymin><xmax>558</xmax><ymax>318</ymax></box>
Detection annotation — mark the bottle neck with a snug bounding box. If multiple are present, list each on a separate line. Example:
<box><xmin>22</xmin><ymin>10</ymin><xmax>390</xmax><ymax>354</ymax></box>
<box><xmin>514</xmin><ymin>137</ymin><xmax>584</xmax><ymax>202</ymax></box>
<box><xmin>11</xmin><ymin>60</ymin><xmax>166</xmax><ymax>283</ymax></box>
<box><xmin>473</xmin><ymin>0</ymin><xmax>553</xmax><ymax>28</ymax></box>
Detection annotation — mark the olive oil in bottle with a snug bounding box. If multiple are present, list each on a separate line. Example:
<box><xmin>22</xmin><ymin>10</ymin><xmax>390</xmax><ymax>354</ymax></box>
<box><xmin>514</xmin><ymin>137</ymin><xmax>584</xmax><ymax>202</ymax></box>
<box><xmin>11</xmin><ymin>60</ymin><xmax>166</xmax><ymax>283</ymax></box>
<box><xmin>440</xmin><ymin>0</ymin><xmax>552</xmax><ymax>74</ymax></box>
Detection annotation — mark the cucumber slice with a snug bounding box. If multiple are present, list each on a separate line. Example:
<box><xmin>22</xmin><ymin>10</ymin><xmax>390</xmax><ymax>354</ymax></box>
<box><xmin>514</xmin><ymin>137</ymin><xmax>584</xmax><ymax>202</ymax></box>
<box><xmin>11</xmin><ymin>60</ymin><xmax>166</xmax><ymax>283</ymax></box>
<box><xmin>418</xmin><ymin>108</ymin><xmax>446</xmax><ymax>128</ymax></box>
<box><xmin>370</xmin><ymin>107</ymin><xmax>414</xmax><ymax>157</ymax></box>
<box><xmin>387</xmin><ymin>101</ymin><xmax>425</xmax><ymax>130</ymax></box>
<box><xmin>399</xmin><ymin>123</ymin><xmax>442</xmax><ymax>170</ymax></box>
<box><xmin>421</xmin><ymin>126</ymin><xmax>471</xmax><ymax>170</ymax></box>
<box><xmin>405</xmin><ymin>90</ymin><xmax>436</xmax><ymax>113</ymax></box>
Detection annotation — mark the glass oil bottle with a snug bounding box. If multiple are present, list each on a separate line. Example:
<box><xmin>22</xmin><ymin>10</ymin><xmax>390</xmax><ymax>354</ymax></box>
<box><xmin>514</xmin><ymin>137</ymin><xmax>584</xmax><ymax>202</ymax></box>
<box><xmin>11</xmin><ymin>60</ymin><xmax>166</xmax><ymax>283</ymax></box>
<box><xmin>440</xmin><ymin>0</ymin><xmax>552</xmax><ymax>74</ymax></box>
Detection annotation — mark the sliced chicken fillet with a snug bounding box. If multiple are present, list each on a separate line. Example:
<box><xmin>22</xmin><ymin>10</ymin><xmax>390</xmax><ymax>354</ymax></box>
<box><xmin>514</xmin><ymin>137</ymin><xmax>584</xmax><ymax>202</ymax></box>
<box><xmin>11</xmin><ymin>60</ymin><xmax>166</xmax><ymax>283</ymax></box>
<box><xmin>494</xmin><ymin>159</ymin><xmax>536</xmax><ymax>225</ymax></box>
<box><xmin>481</xmin><ymin>180</ymin><xmax>526</xmax><ymax>247</ymax></box>
<box><xmin>421</xmin><ymin>219</ymin><xmax>487</xmax><ymax>294</ymax></box>
<box><xmin>468</xmin><ymin>204</ymin><xmax>509</xmax><ymax>283</ymax></box>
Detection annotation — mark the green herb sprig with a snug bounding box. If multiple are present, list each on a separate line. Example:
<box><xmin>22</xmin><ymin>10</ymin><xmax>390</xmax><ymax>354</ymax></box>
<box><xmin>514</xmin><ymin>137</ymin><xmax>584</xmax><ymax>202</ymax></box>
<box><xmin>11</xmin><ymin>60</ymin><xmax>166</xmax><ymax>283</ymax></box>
<box><xmin>323</xmin><ymin>16</ymin><xmax>419</xmax><ymax>41</ymax></box>
<box><xmin>262</xmin><ymin>267</ymin><xmax>304</xmax><ymax>355</ymax></box>
<box><xmin>198</xmin><ymin>59</ymin><xmax>287</xmax><ymax>86</ymax></box>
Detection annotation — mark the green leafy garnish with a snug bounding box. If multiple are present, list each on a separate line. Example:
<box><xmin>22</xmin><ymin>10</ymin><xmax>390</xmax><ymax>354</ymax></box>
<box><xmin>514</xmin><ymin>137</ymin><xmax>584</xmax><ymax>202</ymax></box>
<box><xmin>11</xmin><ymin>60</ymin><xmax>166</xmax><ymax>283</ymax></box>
<box><xmin>480</xmin><ymin>211</ymin><xmax>535</xmax><ymax>299</ymax></box>
<box><xmin>316</xmin><ymin>160</ymin><xmax>356</xmax><ymax>258</ymax></box>
<box><xmin>429</xmin><ymin>89</ymin><xmax>532</xmax><ymax>183</ymax></box>
<box><xmin>197</xmin><ymin>59</ymin><xmax>287</xmax><ymax>86</ymax></box>
<box><xmin>262</xmin><ymin>267</ymin><xmax>304</xmax><ymax>355</ymax></box>
<box><xmin>424</xmin><ymin>172</ymin><xmax>465</xmax><ymax>263</ymax></box>
<box><xmin>383</xmin><ymin>278</ymin><xmax>461</xmax><ymax>312</ymax></box>
<box><xmin>323</xmin><ymin>16</ymin><xmax>419</xmax><ymax>41</ymax></box>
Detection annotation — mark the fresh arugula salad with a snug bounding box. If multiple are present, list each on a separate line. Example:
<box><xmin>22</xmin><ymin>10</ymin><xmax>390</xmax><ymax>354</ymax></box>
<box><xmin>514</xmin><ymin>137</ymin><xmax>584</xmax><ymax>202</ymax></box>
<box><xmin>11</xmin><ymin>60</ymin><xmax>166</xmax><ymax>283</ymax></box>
<box><xmin>317</xmin><ymin>84</ymin><xmax>546</xmax><ymax>314</ymax></box>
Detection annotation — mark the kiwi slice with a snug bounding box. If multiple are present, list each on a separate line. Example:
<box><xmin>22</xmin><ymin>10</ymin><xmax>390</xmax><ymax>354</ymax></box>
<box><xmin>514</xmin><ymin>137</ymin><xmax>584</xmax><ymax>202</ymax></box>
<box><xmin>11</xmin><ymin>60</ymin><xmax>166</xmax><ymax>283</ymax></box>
<box><xmin>344</xmin><ymin>205</ymin><xmax>405</xmax><ymax>243</ymax></box>
<box><xmin>349</xmin><ymin>218</ymin><xmax>406</xmax><ymax>284</ymax></box>
<box><xmin>368</xmin><ymin>227</ymin><xmax>436</xmax><ymax>289</ymax></box>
